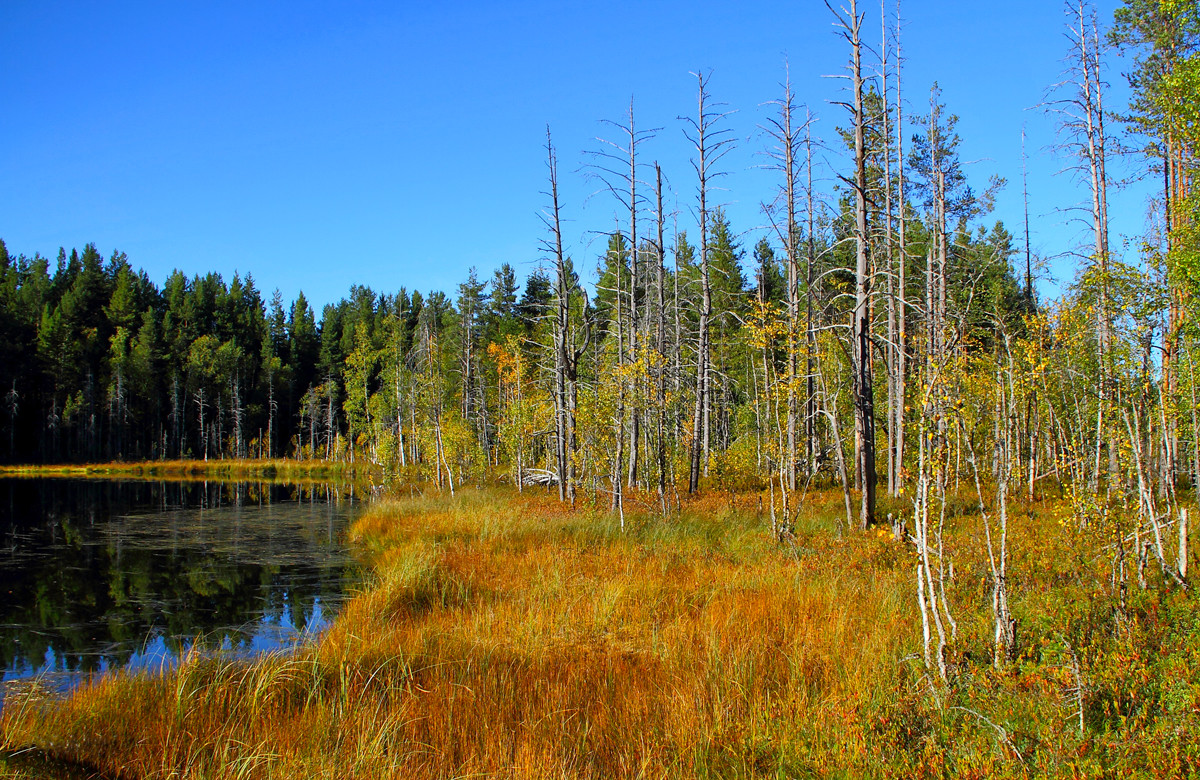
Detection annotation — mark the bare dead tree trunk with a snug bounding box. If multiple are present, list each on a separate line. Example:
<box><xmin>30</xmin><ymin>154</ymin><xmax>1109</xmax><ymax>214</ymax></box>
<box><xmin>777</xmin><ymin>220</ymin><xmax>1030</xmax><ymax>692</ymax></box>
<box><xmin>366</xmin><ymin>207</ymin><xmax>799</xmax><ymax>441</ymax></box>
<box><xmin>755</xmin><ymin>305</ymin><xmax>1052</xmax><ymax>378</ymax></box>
<box><xmin>196</xmin><ymin>387</ymin><xmax>207</xmax><ymax>461</ymax></box>
<box><xmin>926</xmin><ymin>87</ymin><xmax>951</xmax><ymax>503</ymax></box>
<box><xmin>764</xmin><ymin>65</ymin><xmax>803</xmax><ymax>494</ymax></box>
<box><xmin>881</xmin><ymin>0</ymin><xmax>897</xmax><ymax>498</ymax></box>
<box><xmin>627</xmin><ymin>102</ymin><xmax>641</xmax><ymax>491</ymax></box>
<box><xmin>655</xmin><ymin>162</ymin><xmax>669</xmax><ymax>511</ymax></box>
<box><xmin>1050</xmin><ymin>0</ymin><xmax>1114</xmax><ymax>488</ymax></box>
<box><xmin>1084</xmin><ymin>5</ymin><xmax>1117</xmax><ymax>485</ymax></box>
<box><xmin>592</xmin><ymin>102</ymin><xmax>658</xmax><ymax>509</ymax></box>
<box><xmin>613</xmin><ymin>229</ymin><xmax>626</xmax><ymax>522</ymax></box>
<box><xmin>805</xmin><ymin>116</ymin><xmax>819</xmax><ymax>479</ymax></box>
<box><xmin>231</xmin><ymin>371</ymin><xmax>243</xmax><ymax>459</ymax></box>
<box><xmin>544</xmin><ymin>127</ymin><xmax>576</xmax><ymax>504</ymax></box>
<box><xmin>683</xmin><ymin>72</ymin><xmax>733</xmax><ymax>494</ymax></box>
<box><xmin>894</xmin><ymin>0</ymin><xmax>908</xmax><ymax>498</ymax></box>
<box><xmin>830</xmin><ymin>0</ymin><xmax>878</xmax><ymax>528</ymax></box>
<box><xmin>1021</xmin><ymin>127</ymin><xmax>1040</xmax><ymax>501</ymax></box>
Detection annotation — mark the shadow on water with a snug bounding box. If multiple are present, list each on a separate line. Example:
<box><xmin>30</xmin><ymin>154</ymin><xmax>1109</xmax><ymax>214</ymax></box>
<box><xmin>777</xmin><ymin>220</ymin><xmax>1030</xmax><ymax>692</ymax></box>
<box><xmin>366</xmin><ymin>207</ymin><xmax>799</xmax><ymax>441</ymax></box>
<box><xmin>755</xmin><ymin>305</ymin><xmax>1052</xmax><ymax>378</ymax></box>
<box><xmin>0</xmin><ymin>478</ymin><xmax>364</xmax><ymax>699</ymax></box>
<box><xmin>0</xmin><ymin>746</ymin><xmax>122</xmax><ymax>780</ymax></box>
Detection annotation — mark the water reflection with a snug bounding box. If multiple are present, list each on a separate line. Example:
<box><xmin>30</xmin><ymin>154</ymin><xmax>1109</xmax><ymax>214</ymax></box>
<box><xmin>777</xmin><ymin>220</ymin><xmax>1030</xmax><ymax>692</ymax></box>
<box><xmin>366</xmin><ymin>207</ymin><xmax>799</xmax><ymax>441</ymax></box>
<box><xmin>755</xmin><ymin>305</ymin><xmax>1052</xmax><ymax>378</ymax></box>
<box><xmin>0</xmin><ymin>478</ymin><xmax>361</xmax><ymax>695</ymax></box>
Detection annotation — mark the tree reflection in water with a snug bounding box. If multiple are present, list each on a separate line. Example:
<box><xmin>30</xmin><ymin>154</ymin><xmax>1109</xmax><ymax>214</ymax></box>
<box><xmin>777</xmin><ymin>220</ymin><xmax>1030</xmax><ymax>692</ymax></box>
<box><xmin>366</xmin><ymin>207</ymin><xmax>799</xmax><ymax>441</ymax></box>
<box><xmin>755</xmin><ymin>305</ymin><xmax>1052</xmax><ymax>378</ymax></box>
<box><xmin>0</xmin><ymin>478</ymin><xmax>361</xmax><ymax>695</ymax></box>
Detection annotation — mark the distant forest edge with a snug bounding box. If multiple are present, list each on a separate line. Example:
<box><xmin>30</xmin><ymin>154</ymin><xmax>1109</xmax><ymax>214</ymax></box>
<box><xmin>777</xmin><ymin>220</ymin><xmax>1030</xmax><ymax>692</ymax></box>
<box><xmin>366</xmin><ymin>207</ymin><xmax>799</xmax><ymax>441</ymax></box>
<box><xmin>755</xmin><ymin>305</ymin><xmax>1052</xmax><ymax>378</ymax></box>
<box><xmin>0</xmin><ymin>235</ymin><xmax>562</xmax><ymax>469</ymax></box>
<box><xmin>0</xmin><ymin>207</ymin><xmax>1020</xmax><ymax>481</ymax></box>
<box><xmin>0</xmin><ymin>236</ymin><xmax>627</xmax><ymax>478</ymax></box>
<box><xmin>0</xmin><ymin>0</ymin><xmax>1196</xmax><ymax>530</ymax></box>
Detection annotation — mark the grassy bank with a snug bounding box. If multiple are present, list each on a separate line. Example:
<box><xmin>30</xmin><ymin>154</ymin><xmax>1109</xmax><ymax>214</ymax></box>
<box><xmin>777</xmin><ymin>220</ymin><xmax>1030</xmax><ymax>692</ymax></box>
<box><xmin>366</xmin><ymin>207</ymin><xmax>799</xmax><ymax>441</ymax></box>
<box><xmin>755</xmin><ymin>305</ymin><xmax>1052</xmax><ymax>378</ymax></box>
<box><xmin>2</xmin><ymin>486</ymin><xmax>1198</xmax><ymax>777</ymax></box>
<box><xmin>0</xmin><ymin>458</ymin><xmax>380</xmax><ymax>485</ymax></box>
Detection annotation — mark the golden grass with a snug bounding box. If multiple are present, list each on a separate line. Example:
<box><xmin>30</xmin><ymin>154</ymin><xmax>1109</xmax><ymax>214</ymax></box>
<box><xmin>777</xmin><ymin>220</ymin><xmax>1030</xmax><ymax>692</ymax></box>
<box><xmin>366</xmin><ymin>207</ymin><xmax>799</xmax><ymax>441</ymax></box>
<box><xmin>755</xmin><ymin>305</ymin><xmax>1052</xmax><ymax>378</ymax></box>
<box><xmin>3</xmin><ymin>484</ymin><xmax>1199</xmax><ymax>778</ymax></box>
<box><xmin>0</xmin><ymin>458</ymin><xmax>379</xmax><ymax>485</ymax></box>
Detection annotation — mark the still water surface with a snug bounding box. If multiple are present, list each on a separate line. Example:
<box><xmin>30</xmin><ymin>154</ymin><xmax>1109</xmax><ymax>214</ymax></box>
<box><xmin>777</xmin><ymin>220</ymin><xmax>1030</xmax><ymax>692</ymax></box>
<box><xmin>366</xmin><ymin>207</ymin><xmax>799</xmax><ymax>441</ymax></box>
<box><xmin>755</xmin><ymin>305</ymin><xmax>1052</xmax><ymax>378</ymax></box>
<box><xmin>0</xmin><ymin>478</ymin><xmax>363</xmax><ymax>695</ymax></box>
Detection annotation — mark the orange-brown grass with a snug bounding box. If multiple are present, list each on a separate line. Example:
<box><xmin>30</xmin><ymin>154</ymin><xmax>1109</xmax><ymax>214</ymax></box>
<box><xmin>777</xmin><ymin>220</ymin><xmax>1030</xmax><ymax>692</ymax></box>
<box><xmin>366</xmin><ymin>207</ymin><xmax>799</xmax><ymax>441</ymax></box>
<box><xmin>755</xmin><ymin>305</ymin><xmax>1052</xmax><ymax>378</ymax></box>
<box><xmin>4</xmin><ymin>485</ymin><xmax>1199</xmax><ymax>778</ymax></box>
<box><xmin>0</xmin><ymin>458</ymin><xmax>379</xmax><ymax>485</ymax></box>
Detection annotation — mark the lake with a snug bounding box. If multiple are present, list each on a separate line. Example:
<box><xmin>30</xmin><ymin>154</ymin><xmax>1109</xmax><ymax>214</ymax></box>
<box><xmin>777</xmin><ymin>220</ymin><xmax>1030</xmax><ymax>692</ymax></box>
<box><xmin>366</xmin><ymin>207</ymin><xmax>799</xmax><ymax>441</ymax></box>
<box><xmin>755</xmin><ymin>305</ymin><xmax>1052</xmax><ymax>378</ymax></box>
<box><xmin>0</xmin><ymin>477</ymin><xmax>363</xmax><ymax>697</ymax></box>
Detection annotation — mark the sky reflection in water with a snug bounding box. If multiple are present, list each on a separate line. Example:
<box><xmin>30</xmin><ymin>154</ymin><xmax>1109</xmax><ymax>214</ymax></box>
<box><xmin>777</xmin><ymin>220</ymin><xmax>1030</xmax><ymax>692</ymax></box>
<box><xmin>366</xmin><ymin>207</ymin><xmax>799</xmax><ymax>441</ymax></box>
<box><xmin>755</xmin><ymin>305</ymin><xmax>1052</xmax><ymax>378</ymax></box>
<box><xmin>0</xmin><ymin>478</ymin><xmax>362</xmax><ymax>696</ymax></box>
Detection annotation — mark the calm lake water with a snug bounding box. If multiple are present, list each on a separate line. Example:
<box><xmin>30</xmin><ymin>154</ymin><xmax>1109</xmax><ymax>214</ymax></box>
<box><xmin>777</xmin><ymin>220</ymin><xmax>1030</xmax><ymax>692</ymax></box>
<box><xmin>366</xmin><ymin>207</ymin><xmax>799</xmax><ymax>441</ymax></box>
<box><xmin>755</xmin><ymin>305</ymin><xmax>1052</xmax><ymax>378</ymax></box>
<box><xmin>0</xmin><ymin>478</ymin><xmax>363</xmax><ymax>697</ymax></box>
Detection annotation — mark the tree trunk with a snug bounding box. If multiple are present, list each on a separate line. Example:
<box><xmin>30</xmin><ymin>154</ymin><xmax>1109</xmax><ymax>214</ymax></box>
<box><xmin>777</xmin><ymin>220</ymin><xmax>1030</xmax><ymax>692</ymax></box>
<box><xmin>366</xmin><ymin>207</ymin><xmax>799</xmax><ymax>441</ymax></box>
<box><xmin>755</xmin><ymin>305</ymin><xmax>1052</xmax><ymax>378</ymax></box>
<box><xmin>847</xmin><ymin>0</ymin><xmax>877</xmax><ymax>528</ymax></box>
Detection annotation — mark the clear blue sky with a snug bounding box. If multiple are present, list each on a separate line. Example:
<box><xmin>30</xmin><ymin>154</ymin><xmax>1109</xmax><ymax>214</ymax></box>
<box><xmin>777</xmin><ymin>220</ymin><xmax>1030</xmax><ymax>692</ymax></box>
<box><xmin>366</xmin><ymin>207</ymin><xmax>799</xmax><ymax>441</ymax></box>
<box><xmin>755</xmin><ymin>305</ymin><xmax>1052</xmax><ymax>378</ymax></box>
<box><xmin>1</xmin><ymin>0</ymin><xmax>1150</xmax><ymax>311</ymax></box>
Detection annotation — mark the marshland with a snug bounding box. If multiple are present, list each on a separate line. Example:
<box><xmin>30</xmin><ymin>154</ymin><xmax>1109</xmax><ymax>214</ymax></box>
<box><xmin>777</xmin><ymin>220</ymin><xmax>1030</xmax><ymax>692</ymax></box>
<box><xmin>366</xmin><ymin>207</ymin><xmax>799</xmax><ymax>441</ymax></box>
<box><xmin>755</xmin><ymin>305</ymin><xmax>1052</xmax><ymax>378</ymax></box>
<box><xmin>3</xmin><ymin>482</ymin><xmax>1198</xmax><ymax>777</ymax></box>
<box><xmin>3</xmin><ymin>0</ymin><xmax>1199</xmax><ymax>776</ymax></box>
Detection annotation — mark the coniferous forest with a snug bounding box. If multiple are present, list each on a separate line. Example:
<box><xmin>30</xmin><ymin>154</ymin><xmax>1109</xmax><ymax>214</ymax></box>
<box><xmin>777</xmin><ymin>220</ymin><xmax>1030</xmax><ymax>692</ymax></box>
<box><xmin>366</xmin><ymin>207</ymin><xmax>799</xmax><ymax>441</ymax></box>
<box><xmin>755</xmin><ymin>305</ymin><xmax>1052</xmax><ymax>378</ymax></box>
<box><xmin>3</xmin><ymin>0</ymin><xmax>1200</xmax><ymax>776</ymax></box>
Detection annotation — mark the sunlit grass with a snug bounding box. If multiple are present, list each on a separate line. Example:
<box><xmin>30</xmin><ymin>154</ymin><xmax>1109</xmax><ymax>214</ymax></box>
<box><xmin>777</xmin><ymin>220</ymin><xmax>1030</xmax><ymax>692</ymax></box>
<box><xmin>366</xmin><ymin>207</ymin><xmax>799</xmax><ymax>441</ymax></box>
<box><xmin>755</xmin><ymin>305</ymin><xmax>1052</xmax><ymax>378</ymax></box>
<box><xmin>0</xmin><ymin>458</ymin><xmax>380</xmax><ymax>485</ymax></box>
<box><xmin>3</xmin><ymin>483</ymin><xmax>1198</xmax><ymax>777</ymax></box>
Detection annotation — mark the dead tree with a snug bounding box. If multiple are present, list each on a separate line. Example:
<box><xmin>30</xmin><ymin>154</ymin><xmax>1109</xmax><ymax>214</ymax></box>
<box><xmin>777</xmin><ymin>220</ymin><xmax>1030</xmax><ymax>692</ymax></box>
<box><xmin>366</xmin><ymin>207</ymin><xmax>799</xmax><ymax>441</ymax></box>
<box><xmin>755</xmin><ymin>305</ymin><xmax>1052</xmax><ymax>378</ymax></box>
<box><xmin>829</xmin><ymin>0</ymin><xmax>878</xmax><ymax>528</ymax></box>
<box><xmin>881</xmin><ymin>0</ymin><xmax>909</xmax><ymax>498</ymax></box>
<box><xmin>805</xmin><ymin>115</ymin><xmax>820</xmax><ymax>480</ymax></box>
<box><xmin>894</xmin><ymin>0</ymin><xmax>909</xmax><ymax>500</ymax></box>
<box><xmin>589</xmin><ymin>101</ymin><xmax>658</xmax><ymax>517</ymax></box>
<box><xmin>542</xmin><ymin>127</ymin><xmax>582</xmax><ymax>504</ymax></box>
<box><xmin>880</xmin><ymin>0</ymin><xmax>896</xmax><ymax>497</ymax></box>
<box><xmin>762</xmin><ymin>64</ymin><xmax>812</xmax><ymax>497</ymax></box>
<box><xmin>1047</xmin><ymin>0</ymin><xmax>1115</xmax><ymax>488</ymax></box>
<box><xmin>682</xmin><ymin>71</ymin><xmax>734</xmax><ymax>494</ymax></box>
<box><xmin>1022</xmin><ymin>126</ymin><xmax>1040</xmax><ymax>501</ymax></box>
<box><xmin>654</xmin><ymin>162</ymin><xmax>670</xmax><ymax>511</ymax></box>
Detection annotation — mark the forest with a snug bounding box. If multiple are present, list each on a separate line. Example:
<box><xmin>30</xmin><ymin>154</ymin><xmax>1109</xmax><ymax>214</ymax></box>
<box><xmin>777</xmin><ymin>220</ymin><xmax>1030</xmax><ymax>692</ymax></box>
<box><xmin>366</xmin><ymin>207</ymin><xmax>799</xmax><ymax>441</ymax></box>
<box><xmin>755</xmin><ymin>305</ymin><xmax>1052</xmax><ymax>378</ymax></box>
<box><xmin>2</xmin><ymin>0</ymin><xmax>1200</xmax><ymax>775</ymax></box>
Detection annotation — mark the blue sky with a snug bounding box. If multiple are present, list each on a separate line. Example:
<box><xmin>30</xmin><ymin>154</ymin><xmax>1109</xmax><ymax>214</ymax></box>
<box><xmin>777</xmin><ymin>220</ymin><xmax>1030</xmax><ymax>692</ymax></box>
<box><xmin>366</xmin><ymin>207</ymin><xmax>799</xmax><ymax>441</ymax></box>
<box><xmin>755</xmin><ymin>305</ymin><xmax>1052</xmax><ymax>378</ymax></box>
<box><xmin>1</xmin><ymin>0</ymin><xmax>1150</xmax><ymax>310</ymax></box>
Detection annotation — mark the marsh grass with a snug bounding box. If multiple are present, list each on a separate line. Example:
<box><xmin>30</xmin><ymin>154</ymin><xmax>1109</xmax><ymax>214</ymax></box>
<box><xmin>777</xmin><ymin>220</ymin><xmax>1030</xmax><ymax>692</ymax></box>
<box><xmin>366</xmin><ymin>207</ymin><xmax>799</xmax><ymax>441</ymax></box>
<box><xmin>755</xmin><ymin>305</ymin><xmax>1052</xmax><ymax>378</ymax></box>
<box><xmin>3</xmin><ymin>485</ymin><xmax>1198</xmax><ymax>777</ymax></box>
<box><xmin>0</xmin><ymin>458</ymin><xmax>379</xmax><ymax>485</ymax></box>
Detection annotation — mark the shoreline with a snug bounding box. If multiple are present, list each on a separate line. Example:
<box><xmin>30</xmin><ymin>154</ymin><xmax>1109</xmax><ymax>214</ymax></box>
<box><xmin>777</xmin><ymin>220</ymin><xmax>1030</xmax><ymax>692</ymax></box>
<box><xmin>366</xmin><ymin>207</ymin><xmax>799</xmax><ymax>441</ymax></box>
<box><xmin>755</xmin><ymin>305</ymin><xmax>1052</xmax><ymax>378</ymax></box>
<box><xmin>0</xmin><ymin>458</ymin><xmax>381</xmax><ymax>485</ymax></box>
